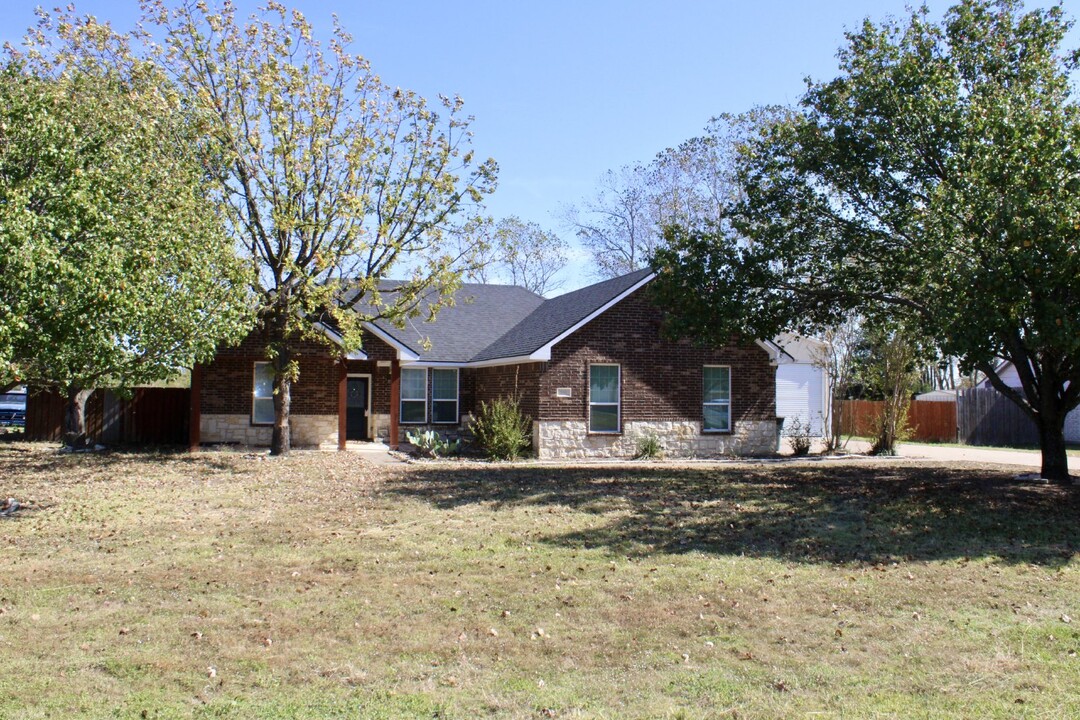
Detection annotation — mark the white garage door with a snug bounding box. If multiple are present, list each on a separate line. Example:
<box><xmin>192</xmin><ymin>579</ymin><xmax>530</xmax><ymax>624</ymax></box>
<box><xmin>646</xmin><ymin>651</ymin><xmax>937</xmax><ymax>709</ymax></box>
<box><xmin>776</xmin><ymin>363</ymin><xmax>825</xmax><ymax>436</ymax></box>
<box><xmin>1065</xmin><ymin>407</ymin><xmax>1080</xmax><ymax>444</ymax></box>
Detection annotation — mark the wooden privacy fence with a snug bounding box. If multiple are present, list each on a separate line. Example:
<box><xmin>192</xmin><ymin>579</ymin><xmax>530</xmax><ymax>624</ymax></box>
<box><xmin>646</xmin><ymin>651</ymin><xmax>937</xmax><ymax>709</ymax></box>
<box><xmin>957</xmin><ymin>387</ymin><xmax>1038</xmax><ymax>447</ymax></box>
<box><xmin>839</xmin><ymin>398</ymin><xmax>957</xmax><ymax>443</ymax></box>
<box><xmin>26</xmin><ymin>388</ymin><xmax>190</xmax><ymax>445</ymax></box>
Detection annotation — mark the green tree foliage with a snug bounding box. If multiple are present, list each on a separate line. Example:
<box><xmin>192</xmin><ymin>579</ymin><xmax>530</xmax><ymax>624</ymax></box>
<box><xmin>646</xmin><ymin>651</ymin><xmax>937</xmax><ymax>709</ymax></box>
<box><xmin>140</xmin><ymin>1</ymin><xmax>497</xmax><ymax>455</ymax></box>
<box><xmin>653</xmin><ymin>0</ymin><xmax>1080</xmax><ymax>481</ymax></box>
<box><xmin>0</xmin><ymin>27</ymin><xmax>252</xmax><ymax>449</ymax></box>
<box><xmin>862</xmin><ymin>325</ymin><xmax>922</xmax><ymax>455</ymax></box>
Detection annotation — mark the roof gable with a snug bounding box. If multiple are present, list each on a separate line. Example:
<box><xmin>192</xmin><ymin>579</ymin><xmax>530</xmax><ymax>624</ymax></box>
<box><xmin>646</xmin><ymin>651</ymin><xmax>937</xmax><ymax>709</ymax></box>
<box><xmin>366</xmin><ymin>283</ymin><xmax>545</xmax><ymax>363</ymax></box>
<box><xmin>355</xmin><ymin>268</ymin><xmax>657</xmax><ymax>365</ymax></box>
<box><xmin>471</xmin><ymin>268</ymin><xmax>655</xmax><ymax>362</ymax></box>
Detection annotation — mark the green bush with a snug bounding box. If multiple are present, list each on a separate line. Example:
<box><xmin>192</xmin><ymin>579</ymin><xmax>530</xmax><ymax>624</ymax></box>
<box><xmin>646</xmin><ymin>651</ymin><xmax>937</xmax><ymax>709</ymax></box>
<box><xmin>783</xmin><ymin>416</ymin><xmax>814</xmax><ymax>456</ymax></box>
<box><xmin>634</xmin><ymin>433</ymin><xmax>663</xmax><ymax>460</ymax></box>
<box><xmin>470</xmin><ymin>397</ymin><xmax>532</xmax><ymax>460</ymax></box>
<box><xmin>405</xmin><ymin>429</ymin><xmax>461</xmax><ymax>458</ymax></box>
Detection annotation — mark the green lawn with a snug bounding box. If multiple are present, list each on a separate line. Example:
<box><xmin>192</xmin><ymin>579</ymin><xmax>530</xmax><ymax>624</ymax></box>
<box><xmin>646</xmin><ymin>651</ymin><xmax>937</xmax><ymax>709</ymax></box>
<box><xmin>1</xmin><ymin>444</ymin><xmax>1078</xmax><ymax>718</ymax></box>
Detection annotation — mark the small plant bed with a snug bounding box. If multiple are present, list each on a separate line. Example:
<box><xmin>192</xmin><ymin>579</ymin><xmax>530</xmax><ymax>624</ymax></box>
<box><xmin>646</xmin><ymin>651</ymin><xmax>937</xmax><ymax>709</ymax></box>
<box><xmin>1</xmin><ymin>442</ymin><xmax>1078</xmax><ymax>718</ymax></box>
<box><xmin>405</xmin><ymin>429</ymin><xmax>462</xmax><ymax>459</ymax></box>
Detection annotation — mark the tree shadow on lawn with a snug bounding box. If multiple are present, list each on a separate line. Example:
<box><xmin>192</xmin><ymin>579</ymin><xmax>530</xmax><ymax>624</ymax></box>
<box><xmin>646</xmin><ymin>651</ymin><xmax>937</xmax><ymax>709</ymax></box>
<box><xmin>385</xmin><ymin>462</ymin><xmax>1080</xmax><ymax>567</ymax></box>
<box><xmin>0</xmin><ymin>444</ymin><xmax>250</xmax><ymax>477</ymax></box>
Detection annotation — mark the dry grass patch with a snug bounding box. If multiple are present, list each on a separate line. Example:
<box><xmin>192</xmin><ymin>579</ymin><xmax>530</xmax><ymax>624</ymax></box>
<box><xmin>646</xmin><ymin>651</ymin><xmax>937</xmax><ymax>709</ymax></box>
<box><xmin>0</xmin><ymin>444</ymin><xmax>1078</xmax><ymax>718</ymax></box>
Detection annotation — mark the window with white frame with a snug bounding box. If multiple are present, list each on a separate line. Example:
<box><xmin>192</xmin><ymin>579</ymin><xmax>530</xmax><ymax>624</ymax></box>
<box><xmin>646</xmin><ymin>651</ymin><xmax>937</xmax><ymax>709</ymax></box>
<box><xmin>431</xmin><ymin>368</ymin><xmax>459</xmax><ymax>424</ymax></box>
<box><xmin>400</xmin><ymin>367</ymin><xmax>427</xmax><ymax>423</ymax></box>
<box><xmin>703</xmin><ymin>365</ymin><xmax>731</xmax><ymax>432</ymax></box>
<box><xmin>589</xmin><ymin>364</ymin><xmax>620</xmax><ymax>433</ymax></box>
<box><xmin>252</xmin><ymin>362</ymin><xmax>275</xmax><ymax>425</ymax></box>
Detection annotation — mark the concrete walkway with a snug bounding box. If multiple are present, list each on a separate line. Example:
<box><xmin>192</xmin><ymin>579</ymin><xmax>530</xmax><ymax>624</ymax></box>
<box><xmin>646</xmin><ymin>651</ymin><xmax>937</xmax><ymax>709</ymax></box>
<box><xmin>847</xmin><ymin>439</ymin><xmax>1080</xmax><ymax>473</ymax></box>
<box><xmin>342</xmin><ymin>441</ymin><xmax>406</xmax><ymax>466</ymax></box>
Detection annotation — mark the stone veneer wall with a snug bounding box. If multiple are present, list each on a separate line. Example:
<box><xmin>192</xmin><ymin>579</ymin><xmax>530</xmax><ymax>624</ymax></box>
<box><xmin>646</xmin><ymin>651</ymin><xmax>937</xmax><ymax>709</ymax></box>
<box><xmin>535</xmin><ymin>419</ymin><xmax>778</xmax><ymax>459</ymax></box>
<box><xmin>200</xmin><ymin>413</ymin><xmax>338</xmax><ymax>449</ymax></box>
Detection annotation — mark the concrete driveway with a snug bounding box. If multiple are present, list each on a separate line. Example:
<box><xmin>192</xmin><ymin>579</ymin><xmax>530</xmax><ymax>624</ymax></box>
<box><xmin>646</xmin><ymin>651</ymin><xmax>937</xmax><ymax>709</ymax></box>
<box><xmin>846</xmin><ymin>439</ymin><xmax>1080</xmax><ymax>473</ymax></box>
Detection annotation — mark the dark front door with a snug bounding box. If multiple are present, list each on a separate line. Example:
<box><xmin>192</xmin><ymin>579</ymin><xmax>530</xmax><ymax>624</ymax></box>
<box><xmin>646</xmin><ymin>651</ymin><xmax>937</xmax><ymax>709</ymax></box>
<box><xmin>346</xmin><ymin>377</ymin><xmax>370</xmax><ymax>441</ymax></box>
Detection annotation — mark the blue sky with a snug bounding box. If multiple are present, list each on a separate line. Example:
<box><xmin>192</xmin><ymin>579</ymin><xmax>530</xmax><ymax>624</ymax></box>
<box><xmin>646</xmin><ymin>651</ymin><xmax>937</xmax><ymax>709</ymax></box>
<box><xmin>4</xmin><ymin>1</ymin><xmax>1074</xmax><ymax>291</ymax></box>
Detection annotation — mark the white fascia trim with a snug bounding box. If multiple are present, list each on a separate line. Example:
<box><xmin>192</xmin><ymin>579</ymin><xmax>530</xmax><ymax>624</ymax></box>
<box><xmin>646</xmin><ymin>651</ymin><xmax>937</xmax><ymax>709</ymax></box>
<box><xmin>313</xmin><ymin>321</ymin><xmax>368</xmax><ymax>360</ymax></box>
<box><xmin>527</xmin><ymin>273</ymin><xmax>657</xmax><ymax>361</ymax></box>
<box><xmin>361</xmin><ymin>321</ymin><xmax>420</xmax><ymax>362</ymax></box>
<box><xmin>467</xmin><ymin>355</ymin><xmax>538</xmax><ymax>368</ymax></box>
<box><xmin>408</xmin><ymin>361</ymin><xmax>467</xmax><ymax>369</ymax></box>
<box><xmin>755</xmin><ymin>339</ymin><xmax>784</xmax><ymax>366</ymax></box>
<box><xmin>409</xmin><ymin>355</ymin><xmax>548</xmax><ymax>369</ymax></box>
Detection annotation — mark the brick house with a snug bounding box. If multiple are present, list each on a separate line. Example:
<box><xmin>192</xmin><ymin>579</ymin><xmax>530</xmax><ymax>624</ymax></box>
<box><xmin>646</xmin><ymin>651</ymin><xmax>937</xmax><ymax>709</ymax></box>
<box><xmin>192</xmin><ymin>269</ymin><xmax>780</xmax><ymax>458</ymax></box>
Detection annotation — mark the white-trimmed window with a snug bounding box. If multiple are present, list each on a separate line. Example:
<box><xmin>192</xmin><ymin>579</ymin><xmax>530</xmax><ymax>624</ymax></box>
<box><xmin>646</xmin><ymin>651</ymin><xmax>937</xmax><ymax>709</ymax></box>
<box><xmin>431</xmin><ymin>368</ymin><xmax>459</xmax><ymax>424</ymax></box>
<box><xmin>252</xmin><ymin>362</ymin><xmax>275</xmax><ymax>425</ymax></box>
<box><xmin>589</xmin><ymin>364</ymin><xmax>620</xmax><ymax>433</ymax></box>
<box><xmin>400</xmin><ymin>367</ymin><xmax>427</xmax><ymax>424</ymax></box>
<box><xmin>703</xmin><ymin>365</ymin><xmax>731</xmax><ymax>432</ymax></box>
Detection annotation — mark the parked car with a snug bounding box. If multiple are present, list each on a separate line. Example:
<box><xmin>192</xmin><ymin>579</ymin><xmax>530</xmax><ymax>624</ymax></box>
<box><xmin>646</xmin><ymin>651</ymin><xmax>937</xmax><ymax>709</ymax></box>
<box><xmin>0</xmin><ymin>388</ymin><xmax>26</xmax><ymax>427</ymax></box>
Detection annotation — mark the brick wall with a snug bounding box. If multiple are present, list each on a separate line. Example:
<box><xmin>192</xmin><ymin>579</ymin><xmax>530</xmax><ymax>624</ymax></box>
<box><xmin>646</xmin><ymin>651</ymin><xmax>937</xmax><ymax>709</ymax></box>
<box><xmin>537</xmin><ymin>287</ymin><xmax>775</xmax><ymax>427</ymax></box>
<box><xmin>202</xmin><ymin>345</ymin><xmax>337</xmax><ymax>416</ymax></box>
<box><xmin>472</xmin><ymin>363</ymin><xmax>543</xmax><ymax>419</ymax></box>
<box><xmin>202</xmin><ymin>328</ymin><xmax>398</xmax><ymax>417</ymax></box>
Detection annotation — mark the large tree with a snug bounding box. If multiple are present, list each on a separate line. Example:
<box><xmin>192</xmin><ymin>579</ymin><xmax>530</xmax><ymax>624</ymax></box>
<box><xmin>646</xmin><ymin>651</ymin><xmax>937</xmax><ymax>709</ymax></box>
<box><xmin>564</xmin><ymin>112</ymin><xmax>767</xmax><ymax>279</ymax></box>
<box><xmin>653</xmin><ymin>0</ymin><xmax>1080</xmax><ymax>480</ymax></box>
<box><xmin>1</xmin><ymin>31</ymin><xmax>252</xmax><ymax>448</ymax></box>
<box><xmin>562</xmin><ymin>165</ymin><xmax>657</xmax><ymax>278</ymax></box>
<box><xmin>140</xmin><ymin>0</ymin><xmax>497</xmax><ymax>455</ymax></box>
<box><xmin>469</xmin><ymin>216</ymin><xmax>568</xmax><ymax>295</ymax></box>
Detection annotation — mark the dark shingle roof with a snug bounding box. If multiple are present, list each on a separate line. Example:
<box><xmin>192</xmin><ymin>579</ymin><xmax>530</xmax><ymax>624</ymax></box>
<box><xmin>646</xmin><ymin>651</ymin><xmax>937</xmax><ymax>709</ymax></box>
<box><xmin>368</xmin><ymin>283</ymin><xmax>545</xmax><ymax>362</ymax></box>
<box><xmin>360</xmin><ymin>268</ymin><xmax>654</xmax><ymax>364</ymax></box>
<box><xmin>471</xmin><ymin>268</ymin><xmax>654</xmax><ymax>361</ymax></box>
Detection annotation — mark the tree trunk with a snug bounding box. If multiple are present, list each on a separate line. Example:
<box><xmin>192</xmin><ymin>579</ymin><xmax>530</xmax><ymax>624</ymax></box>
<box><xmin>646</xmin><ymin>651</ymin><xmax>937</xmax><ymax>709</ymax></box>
<box><xmin>63</xmin><ymin>387</ymin><xmax>94</xmax><ymax>450</ymax></box>
<box><xmin>980</xmin><ymin>355</ymin><xmax>1075</xmax><ymax>483</ymax></box>
<box><xmin>1036</xmin><ymin>406</ymin><xmax>1070</xmax><ymax>483</ymax></box>
<box><xmin>269</xmin><ymin>346</ymin><xmax>292</xmax><ymax>457</ymax></box>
